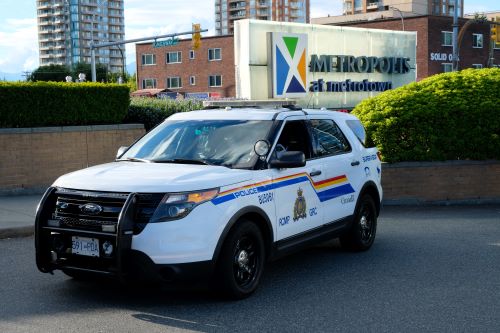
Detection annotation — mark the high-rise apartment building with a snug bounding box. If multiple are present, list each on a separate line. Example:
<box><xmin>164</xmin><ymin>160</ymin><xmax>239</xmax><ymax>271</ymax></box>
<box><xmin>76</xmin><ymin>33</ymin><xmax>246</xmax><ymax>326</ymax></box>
<box><xmin>215</xmin><ymin>0</ymin><xmax>310</xmax><ymax>35</ymax></box>
<box><xmin>36</xmin><ymin>0</ymin><xmax>125</xmax><ymax>73</ymax></box>
<box><xmin>342</xmin><ymin>0</ymin><xmax>463</xmax><ymax>17</ymax></box>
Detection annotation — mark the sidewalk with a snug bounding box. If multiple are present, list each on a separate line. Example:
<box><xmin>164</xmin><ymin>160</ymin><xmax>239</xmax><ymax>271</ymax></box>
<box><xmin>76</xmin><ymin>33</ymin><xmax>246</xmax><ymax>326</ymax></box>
<box><xmin>0</xmin><ymin>195</ymin><xmax>42</xmax><ymax>239</ymax></box>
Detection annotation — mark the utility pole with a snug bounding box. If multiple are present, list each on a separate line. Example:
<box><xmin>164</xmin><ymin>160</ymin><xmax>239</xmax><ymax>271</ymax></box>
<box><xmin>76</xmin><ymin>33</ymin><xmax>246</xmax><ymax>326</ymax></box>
<box><xmin>452</xmin><ymin>0</ymin><xmax>459</xmax><ymax>71</ymax></box>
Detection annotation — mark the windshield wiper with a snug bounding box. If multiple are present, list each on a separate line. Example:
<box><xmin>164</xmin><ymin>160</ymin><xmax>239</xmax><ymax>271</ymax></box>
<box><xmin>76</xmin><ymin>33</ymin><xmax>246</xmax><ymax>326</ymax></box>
<box><xmin>116</xmin><ymin>157</ymin><xmax>154</xmax><ymax>163</ymax></box>
<box><xmin>153</xmin><ymin>158</ymin><xmax>213</xmax><ymax>165</ymax></box>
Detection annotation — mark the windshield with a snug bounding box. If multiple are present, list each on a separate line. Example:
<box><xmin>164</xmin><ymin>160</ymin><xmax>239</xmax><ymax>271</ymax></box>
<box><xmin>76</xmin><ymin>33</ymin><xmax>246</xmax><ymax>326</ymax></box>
<box><xmin>120</xmin><ymin>119</ymin><xmax>273</xmax><ymax>169</ymax></box>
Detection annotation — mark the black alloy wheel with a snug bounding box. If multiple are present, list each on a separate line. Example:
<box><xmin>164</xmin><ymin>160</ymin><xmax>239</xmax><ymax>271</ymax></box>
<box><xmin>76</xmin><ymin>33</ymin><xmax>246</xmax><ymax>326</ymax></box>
<box><xmin>233</xmin><ymin>235</ymin><xmax>259</xmax><ymax>288</ymax></box>
<box><xmin>340</xmin><ymin>194</ymin><xmax>377</xmax><ymax>251</ymax></box>
<box><xmin>216</xmin><ymin>220</ymin><xmax>265</xmax><ymax>299</ymax></box>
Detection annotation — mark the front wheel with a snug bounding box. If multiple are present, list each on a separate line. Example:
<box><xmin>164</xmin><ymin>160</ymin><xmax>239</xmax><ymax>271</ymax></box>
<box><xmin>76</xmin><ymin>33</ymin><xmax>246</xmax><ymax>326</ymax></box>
<box><xmin>215</xmin><ymin>220</ymin><xmax>265</xmax><ymax>299</ymax></box>
<box><xmin>340</xmin><ymin>194</ymin><xmax>378</xmax><ymax>251</ymax></box>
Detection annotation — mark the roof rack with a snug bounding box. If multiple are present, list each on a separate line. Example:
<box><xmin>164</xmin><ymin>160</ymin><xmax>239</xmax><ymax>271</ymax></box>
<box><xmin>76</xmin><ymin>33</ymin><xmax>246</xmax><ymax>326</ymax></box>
<box><xmin>203</xmin><ymin>99</ymin><xmax>299</xmax><ymax>110</ymax></box>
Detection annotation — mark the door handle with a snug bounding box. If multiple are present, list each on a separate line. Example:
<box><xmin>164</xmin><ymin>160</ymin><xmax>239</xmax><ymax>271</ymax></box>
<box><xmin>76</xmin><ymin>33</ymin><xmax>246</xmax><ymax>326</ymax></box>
<box><xmin>310</xmin><ymin>170</ymin><xmax>322</xmax><ymax>177</ymax></box>
<box><xmin>351</xmin><ymin>161</ymin><xmax>360</xmax><ymax>166</ymax></box>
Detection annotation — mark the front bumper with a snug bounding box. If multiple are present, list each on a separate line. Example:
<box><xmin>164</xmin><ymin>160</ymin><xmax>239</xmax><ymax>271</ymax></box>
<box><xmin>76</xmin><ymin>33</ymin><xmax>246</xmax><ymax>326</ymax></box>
<box><xmin>35</xmin><ymin>187</ymin><xmax>215</xmax><ymax>282</ymax></box>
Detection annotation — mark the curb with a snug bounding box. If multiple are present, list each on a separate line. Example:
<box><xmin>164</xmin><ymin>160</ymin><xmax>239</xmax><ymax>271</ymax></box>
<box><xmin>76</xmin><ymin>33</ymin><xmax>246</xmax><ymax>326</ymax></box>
<box><xmin>0</xmin><ymin>226</ymin><xmax>34</xmax><ymax>239</ymax></box>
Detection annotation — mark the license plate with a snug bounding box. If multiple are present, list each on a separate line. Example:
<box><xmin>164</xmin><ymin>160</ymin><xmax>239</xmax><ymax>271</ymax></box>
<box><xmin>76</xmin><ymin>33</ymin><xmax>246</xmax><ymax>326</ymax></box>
<box><xmin>72</xmin><ymin>236</ymin><xmax>99</xmax><ymax>257</ymax></box>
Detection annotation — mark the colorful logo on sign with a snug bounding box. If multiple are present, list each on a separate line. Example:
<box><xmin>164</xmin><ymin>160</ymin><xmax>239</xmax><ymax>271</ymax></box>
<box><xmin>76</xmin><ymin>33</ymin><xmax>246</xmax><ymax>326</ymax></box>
<box><xmin>272</xmin><ymin>33</ymin><xmax>308</xmax><ymax>98</ymax></box>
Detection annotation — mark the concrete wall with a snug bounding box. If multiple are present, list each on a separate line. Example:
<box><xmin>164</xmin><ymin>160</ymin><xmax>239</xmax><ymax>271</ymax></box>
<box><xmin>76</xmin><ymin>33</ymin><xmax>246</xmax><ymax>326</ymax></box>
<box><xmin>0</xmin><ymin>124</ymin><xmax>145</xmax><ymax>194</ymax></box>
<box><xmin>382</xmin><ymin>161</ymin><xmax>500</xmax><ymax>204</ymax></box>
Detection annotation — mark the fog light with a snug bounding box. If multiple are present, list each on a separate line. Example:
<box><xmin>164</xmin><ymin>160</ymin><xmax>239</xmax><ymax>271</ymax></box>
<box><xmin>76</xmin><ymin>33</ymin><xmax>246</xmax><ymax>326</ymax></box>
<box><xmin>102</xmin><ymin>241</ymin><xmax>114</xmax><ymax>257</ymax></box>
<box><xmin>51</xmin><ymin>235</ymin><xmax>65</xmax><ymax>253</ymax></box>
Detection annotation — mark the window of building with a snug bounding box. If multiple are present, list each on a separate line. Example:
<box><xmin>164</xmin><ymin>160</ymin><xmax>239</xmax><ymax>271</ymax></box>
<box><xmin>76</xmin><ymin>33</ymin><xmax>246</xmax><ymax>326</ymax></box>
<box><xmin>472</xmin><ymin>64</ymin><xmax>483</xmax><ymax>69</ymax></box>
<box><xmin>141</xmin><ymin>54</ymin><xmax>156</xmax><ymax>65</ymax></box>
<box><xmin>310</xmin><ymin>119</ymin><xmax>351</xmax><ymax>157</ymax></box>
<box><xmin>189</xmin><ymin>76</ymin><xmax>196</xmax><ymax>85</ymax></box>
<box><xmin>441</xmin><ymin>31</ymin><xmax>452</xmax><ymax>47</ymax></box>
<box><xmin>189</xmin><ymin>50</ymin><xmax>195</xmax><ymax>59</ymax></box>
<box><xmin>142</xmin><ymin>78</ymin><xmax>157</xmax><ymax>89</ymax></box>
<box><xmin>167</xmin><ymin>77</ymin><xmax>182</xmax><ymax>89</ymax></box>
<box><xmin>442</xmin><ymin>63</ymin><xmax>453</xmax><ymax>73</ymax></box>
<box><xmin>166</xmin><ymin>51</ymin><xmax>182</xmax><ymax>64</ymax></box>
<box><xmin>472</xmin><ymin>34</ymin><xmax>483</xmax><ymax>48</ymax></box>
<box><xmin>209</xmin><ymin>75</ymin><xmax>222</xmax><ymax>87</ymax></box>
<box><xmin>208</xmin><ymin>48</ymin><xmax>222</xmax><ymax>61</ymax></box>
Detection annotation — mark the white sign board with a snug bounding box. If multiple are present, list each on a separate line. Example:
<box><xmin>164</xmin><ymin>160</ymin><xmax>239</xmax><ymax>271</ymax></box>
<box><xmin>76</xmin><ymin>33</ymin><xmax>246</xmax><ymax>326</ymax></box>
<box><xmin>234</xmin><ymin>19</ymin><xmax>417</xmax><ymax>109</ymax></box>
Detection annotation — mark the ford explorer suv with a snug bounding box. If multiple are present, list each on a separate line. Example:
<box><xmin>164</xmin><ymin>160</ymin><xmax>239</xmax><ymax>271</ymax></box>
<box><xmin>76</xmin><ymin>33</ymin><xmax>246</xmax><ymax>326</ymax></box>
<box><xmin>35</xmin><ymin>106</ymin><xmax>382</xmax><ymax>299</ymax></box>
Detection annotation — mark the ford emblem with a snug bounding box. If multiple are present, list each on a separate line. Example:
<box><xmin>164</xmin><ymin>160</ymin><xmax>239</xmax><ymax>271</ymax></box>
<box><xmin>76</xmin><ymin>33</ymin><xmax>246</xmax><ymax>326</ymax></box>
<box><xmin>80</xmin><ymin>203</ymin><xmax>103</xmax><ymax>215</ymax></box>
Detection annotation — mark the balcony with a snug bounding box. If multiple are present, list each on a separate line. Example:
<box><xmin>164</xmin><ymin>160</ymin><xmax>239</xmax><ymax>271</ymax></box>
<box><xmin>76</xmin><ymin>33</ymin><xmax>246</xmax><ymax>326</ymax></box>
<box><xmin>229</xmin><ymin>3</ymin><xmax>246</xmax><ymax>11</ymax></box>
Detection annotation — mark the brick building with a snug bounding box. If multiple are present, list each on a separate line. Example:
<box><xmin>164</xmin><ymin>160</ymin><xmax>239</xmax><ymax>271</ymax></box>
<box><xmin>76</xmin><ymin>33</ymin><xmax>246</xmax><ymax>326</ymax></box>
<box><xmin>135</xmin><ymin>35</ymin><xmax>235</xmax><ymax>98</ymax></box>
<box><xmin>313</xmin><ymin>15</ymin><xmax>500</xmax><ymax>81</ymax></box>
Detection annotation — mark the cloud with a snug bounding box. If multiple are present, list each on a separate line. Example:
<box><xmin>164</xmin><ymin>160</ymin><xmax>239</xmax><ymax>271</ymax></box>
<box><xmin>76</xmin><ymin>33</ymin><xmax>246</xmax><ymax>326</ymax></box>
<box><xmin>123</xmin><ymin>0</ymin><xmax>214</xmax><ymax>65</ymax></box>
<box><xmin>0</xmin><ymin>18</ymin><xmax>38</xmax><ymax>73</ymax></box>
<box><xmin>310</xmin><ymin>0</ymin><xmax>343</xmax><ymax>18</ymax></box>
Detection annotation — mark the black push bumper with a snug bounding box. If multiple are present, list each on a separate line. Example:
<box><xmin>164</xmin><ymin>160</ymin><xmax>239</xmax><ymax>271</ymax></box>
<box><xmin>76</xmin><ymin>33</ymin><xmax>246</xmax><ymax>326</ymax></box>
<box><xmin>35</xmin><ymin>187</ymin><xmax>214</xmax><ymax>283</ymax></box>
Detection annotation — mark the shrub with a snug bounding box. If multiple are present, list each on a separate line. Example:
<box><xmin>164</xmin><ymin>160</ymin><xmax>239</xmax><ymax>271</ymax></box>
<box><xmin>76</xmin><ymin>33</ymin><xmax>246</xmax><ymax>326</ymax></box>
<box><xmin>353</xmin><ymin>68</ymin><xmax>500</xmax><ymax>162</ymax></box>
<box><xmin>29</xmin><ymin>64</ymin><xmax>71</xmax><ymax>82</ymax></box>
<box><xmin>125</xmin><ymin>97</ymin><xmax>204</xmax><ymax>130</ymax></box>
<box><xmin>0</xmin><ymin>81</ymin><xmax>130</xmax><ymax>128</ymax></box>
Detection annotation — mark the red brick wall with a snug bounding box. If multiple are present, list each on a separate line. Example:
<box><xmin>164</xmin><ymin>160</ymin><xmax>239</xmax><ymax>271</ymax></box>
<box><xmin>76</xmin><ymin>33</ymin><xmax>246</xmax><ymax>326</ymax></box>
<box><xmin>382</xmin><ymin>161</ymin><xmax>500</xmax><ymax>204</ymax></box>
<box><xmin>136</xmin><ymin>35</ymin><xmax>236</xmax><ymax>97</ymax></box>
<box><xmin>0</xmin><ymin>125</ymin><xmax>145</xmax><ymax>193</ymax></box>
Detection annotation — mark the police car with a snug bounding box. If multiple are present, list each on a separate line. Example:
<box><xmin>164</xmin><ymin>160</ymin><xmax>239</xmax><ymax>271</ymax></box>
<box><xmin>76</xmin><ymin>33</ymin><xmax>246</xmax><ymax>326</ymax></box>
<box><xmin>35</xmin><ymin>103</ymin><xmax>382</xmax><ymax>299</ymax></box>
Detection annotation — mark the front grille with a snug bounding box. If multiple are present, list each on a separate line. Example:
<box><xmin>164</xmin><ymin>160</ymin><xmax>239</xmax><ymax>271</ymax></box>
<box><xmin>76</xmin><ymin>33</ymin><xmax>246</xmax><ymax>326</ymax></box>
<box><xmin>50</xmin><ymin>188</ymin><xmax>165</xmax><ymax>234</ymax></box>
<box><xmin>53</xmin><ymin>188</ymin><xmax>128</xmax><ymax>233</ymax></box>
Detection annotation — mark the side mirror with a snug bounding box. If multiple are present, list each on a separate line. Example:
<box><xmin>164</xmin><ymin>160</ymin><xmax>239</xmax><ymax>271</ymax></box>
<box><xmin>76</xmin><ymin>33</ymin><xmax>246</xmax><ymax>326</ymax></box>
<box><xmin>269</xmin><ymin>151</ymin><xmax>306</xmax><ymax>169</ymax></box>
<box><xmin>116</xmin><ymin>146</ymin><xmax>128</xmax><ymax>159</ymax></box>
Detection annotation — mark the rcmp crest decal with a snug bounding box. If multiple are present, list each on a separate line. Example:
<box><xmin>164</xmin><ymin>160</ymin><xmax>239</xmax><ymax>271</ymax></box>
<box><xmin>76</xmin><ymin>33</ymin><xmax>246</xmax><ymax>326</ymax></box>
<box><xmin>293</xmin><ymin>188</ymin><xmax>307</xmax><ymax>221</ymax></box>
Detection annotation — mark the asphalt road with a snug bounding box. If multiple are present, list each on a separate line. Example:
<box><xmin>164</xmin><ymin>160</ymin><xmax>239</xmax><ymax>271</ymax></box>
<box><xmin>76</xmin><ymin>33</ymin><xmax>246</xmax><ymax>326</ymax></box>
<box><xmin>1</xmin><ymin>206</ymin><xmax>500</xmax><ymax>333</ymax></box>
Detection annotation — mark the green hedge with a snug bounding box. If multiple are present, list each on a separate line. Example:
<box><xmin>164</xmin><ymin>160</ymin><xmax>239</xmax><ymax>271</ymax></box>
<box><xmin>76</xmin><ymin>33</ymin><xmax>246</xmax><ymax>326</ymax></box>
<box><xmin>0</xmin><ymin>81</ymin><xmax>130</xmax><ymax>128</ymax></box>
<box><xmin>353</xmin><ymin>68</ymin><xmax>500</xmax><ymax>162</ymax></box>
<box><xmin>125</xmin><ymin>97</ymin><xmax>204</xmax><ymax>130</ymax></box>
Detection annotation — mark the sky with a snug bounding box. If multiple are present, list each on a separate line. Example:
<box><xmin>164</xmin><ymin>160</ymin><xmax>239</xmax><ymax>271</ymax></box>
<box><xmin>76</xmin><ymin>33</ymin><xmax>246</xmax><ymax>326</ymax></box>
<box><xmin>0</xmin><ymin>0</ymin><xmax>498</xmax><ymax>79</ymax></box>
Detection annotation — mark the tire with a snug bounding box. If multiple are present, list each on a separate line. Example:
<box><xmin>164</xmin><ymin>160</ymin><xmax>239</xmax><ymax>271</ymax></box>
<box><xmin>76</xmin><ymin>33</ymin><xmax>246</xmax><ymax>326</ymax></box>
<box><xmin>215</xmin><ymin>219</ymin><xmax>266</xmax><ymax>299</ymax></box>
<box><xmin>340</xmin><ymin>194</ymin><xmax>377</xmax><ymax>251</ymax></box>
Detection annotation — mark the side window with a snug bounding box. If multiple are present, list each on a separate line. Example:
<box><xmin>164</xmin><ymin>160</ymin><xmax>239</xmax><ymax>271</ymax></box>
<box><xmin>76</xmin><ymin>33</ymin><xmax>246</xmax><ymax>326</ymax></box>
<box><xmin>310</xmin><ymin>119</ymin><xmax>351</xmax><ymax>157</ymax></box>
<box><xmin>274</xmin><ymin>120</ymin><xmax>312</xmax><ymax>160</ymax></box>
<box><xmin>346</xmin><ymin>119</ymin><xmax>367</xmax><ymax>146</ymax></box>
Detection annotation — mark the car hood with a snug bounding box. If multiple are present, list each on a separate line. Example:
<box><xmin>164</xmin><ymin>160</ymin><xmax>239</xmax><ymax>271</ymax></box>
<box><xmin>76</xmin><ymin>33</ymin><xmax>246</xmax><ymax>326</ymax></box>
<box><xmin>53</xmin><ymin>162</ymin><xmax>253</xmax><ymax>193</ymax></box>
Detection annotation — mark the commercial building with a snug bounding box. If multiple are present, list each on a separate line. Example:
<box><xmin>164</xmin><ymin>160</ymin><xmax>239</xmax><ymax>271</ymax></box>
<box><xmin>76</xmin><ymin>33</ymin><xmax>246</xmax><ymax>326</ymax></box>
<box><xmin>312</xmin><ymin>14</ymin><xmax>500</xmax><ymax>80</ymax></box>
<box><xmin>135</xmin><ymin>35</ymin><xmax>235</xmax><ymax>98</ymax></box>
<box><xmin>318</xmin><ymin>0</ymin><xmax>463</xmax><ymax>26</ymax></box>
<box><xmin>215</xmin><ymin>0</ymin><xmax>310</xmax><ymax>35</ymax></box>
<box><xmin>342</xmin><ymin>0</ymin><xmax>463</xmax><ymax>16</ymax></box>
<box><xmin>36</xmin><ymin>0</ymin><xmax>125</xmax><ymax>73</ymax></box>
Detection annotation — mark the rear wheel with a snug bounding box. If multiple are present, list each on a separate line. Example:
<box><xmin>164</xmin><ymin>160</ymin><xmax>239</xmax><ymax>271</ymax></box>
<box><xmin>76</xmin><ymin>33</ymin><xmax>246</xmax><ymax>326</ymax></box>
<box><xmin>340</xmin><ymin>194</ymin><xmax>377</xmax><ymax>251</ymax></box>
<box><xmin>215</xmin><ymin>220</ymin><xmax>265</xmax><ymax>299</ymax></box>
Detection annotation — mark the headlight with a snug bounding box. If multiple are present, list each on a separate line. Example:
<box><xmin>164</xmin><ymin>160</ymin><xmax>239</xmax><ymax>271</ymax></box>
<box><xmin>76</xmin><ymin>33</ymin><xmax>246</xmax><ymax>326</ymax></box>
<box><xmin>150</xmin><ymin>188</ymin><xmax>219</xmax><ymax>222</ymax></box>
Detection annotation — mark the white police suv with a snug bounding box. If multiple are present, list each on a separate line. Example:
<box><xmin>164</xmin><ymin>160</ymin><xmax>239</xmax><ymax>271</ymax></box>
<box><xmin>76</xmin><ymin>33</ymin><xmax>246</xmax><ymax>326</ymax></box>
<box><xmin>35</xmin><ymin>105</ymin><xmax>382</xmax><ymax>299</ymax></box>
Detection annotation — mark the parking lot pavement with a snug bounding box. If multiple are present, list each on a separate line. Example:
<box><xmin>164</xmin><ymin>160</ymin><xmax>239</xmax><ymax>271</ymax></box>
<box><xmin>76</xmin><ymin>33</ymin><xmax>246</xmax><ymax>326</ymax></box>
<box><xmin>0</xmin><ymin>195</ymin><xmax>41</xmax><ymax>238</ymax></box>
<box><xmin>1</xmin><ymin>205</ymin><xmax>500</xmax><ymax>332</ymax></box>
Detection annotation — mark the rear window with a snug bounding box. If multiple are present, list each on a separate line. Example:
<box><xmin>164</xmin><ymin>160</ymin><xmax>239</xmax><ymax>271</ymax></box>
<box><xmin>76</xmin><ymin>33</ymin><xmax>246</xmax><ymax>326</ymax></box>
<box><xmin>346</xmin><ymin>120</ymin><xmax>367</xmax><ymax>147</ymax></box>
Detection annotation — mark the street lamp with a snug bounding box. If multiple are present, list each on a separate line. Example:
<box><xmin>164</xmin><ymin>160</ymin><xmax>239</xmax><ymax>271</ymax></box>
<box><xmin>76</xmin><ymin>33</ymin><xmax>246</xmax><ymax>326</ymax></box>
<box><xmin>390</xmin><ymin>6</ymin><xmax>405</xmax><ymax>31</ymax></box>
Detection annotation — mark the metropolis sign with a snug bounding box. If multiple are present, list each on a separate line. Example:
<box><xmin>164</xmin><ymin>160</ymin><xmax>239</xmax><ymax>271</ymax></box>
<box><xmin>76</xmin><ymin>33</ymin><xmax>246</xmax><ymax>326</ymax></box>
<box><xmin>272</xmin><ymin>32</ymin><xmax>412</xmax><ymax>98</ymax></box>
<box><xmin>235</xmin><ymin>19</ymin><xmax>417</xmax><ymax>108</ymax></box>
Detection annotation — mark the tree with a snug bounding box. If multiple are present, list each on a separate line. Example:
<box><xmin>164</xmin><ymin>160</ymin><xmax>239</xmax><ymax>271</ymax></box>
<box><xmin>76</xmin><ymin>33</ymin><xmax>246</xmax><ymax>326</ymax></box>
<box><xmin>72</xmin><ymin>62</ymin><xmax>108</xmax><ymax>82</ymax></box>
<box><xmin>28</xmin><ymin>64</ymin><xmax>71</xmax><ymax>82</ymax></box>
